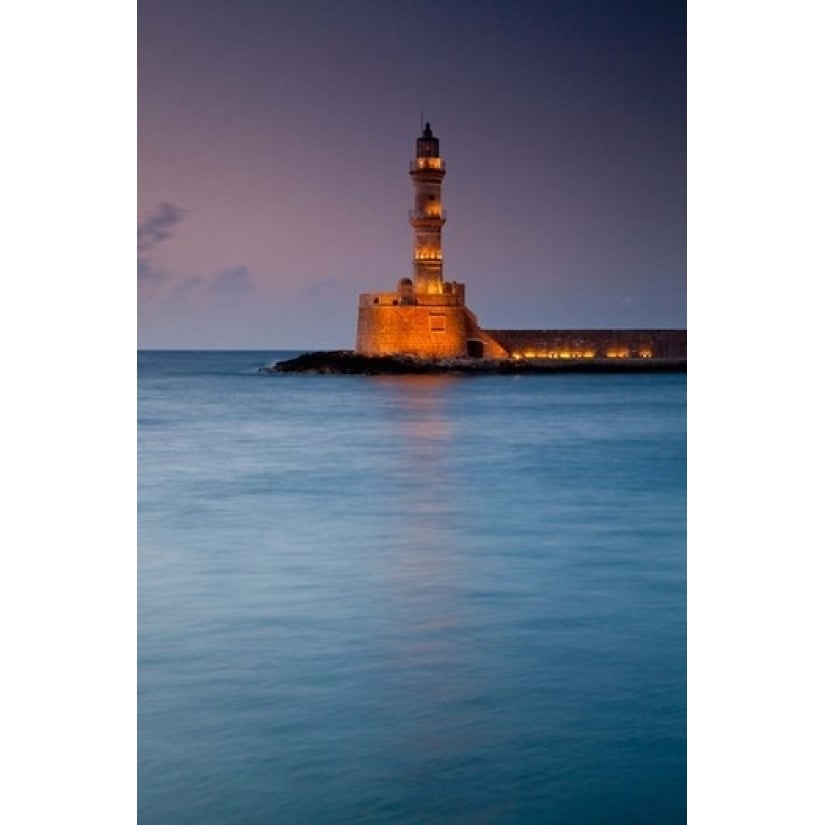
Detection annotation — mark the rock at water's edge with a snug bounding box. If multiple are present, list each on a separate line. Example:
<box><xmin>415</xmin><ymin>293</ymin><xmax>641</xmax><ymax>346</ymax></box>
<box><xmin>259</xmin><ymin>351</ymin><xmax>687</xmax><ymax>375</ymax></box>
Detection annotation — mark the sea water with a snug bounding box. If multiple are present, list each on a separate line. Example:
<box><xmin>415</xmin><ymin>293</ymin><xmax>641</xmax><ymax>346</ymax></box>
<box><xmin>138</xmin><ymin>350</ymin><xmax>686</xmax><ymax>824</ymax></box>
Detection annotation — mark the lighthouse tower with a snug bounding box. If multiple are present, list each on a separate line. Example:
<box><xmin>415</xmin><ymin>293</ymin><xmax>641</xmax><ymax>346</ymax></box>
<box><xmin>356</xmin><ymin>122</ymin><xmax>507</xmax><ymax>358</ymax></box>
<box><xmin>409</xmin><ymin>122</ymin><xmax>446</xmax><ymax>295</ymax></box>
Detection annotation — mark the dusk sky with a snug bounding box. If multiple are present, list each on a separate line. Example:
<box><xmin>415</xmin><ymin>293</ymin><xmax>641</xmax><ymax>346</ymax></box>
<box><xmin>138</xmin><ymin>0</ymin><xmax>685</xmax><ymax>349</ymax></box>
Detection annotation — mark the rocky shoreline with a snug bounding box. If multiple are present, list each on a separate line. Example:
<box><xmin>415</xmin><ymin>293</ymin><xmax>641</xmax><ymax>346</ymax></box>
<box><xmin>260</xmin><ymin>351</ymin><xmax>687</xmax><ymax>375</ymax></box>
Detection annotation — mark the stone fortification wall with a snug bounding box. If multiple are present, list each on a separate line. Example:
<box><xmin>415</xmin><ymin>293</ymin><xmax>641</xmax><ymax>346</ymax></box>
<box><xmin>356</xmin><ymin>303</ymin><xmax>468</xmax><ymax>357</ymax></box>
<box><xmin>483</xmin><ymin>329</ymin><xmax>687</xmax><ymax>359</ymax></box>
<box><xmin>463</xmin><ymin>309</ymin><xmax>510</xmax><ymax>359</ymax></box>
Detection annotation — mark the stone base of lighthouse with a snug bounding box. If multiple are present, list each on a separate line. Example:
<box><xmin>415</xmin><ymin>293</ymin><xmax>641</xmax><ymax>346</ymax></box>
<box><xmin>356</xmin><ymin>302</ymin><xmax>467</xmax><ymax>358</ymax></box>
<box><xmin>355</xmin><ymin>280</ymin><xmax>510</xmax><ymax>359</ymax></box>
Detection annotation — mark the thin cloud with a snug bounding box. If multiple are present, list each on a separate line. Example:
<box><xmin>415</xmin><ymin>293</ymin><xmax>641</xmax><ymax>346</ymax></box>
<box><xmin>137</xmin><ymin>256</ymin><xmax>168</xmax><ymax>285</ymax></box>
<box><xmin>171</xmin><ymin>267</ymin><xmax>253</xmax><ymax>301</ymax></box>
<box><xmin>302</xmin><ymin>277</ymin><xmax>344</xmax><ymax>298</ymax></box>
<box><xmin>137</xmin><ymin>203</ymin><xmax>254</xmax><ymax>300</ymax></box>
<box><xmin>212</xmin><ymin>266</ymin><xmax>252</xmax><ymax>294</ymax></box>
<box><xmin>137</xmin><ymin>202</ymin><xmax>186</xmax><ymax>252</ymax></box>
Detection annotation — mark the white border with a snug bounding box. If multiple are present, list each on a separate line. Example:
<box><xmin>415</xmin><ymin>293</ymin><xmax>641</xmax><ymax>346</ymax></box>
<box><xmin>2</xmin><ymin>2</ymin><xmax>136</xmax><ymax>823</ymax></box>
<box><xmin>689</xmin><ymin>1</ymin><xmax>824</xmax><ymax>822</ymax></box>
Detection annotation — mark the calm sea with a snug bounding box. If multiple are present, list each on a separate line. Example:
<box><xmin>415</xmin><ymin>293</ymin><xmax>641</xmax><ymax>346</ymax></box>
<box><xmin>138</xmin><ymin>350</ymin><xmax>686</xmax><ymax>824</ymax></box>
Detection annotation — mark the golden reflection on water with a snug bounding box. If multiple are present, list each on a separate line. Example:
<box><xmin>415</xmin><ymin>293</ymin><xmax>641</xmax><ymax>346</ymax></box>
<box><xmin>373</xmin><ymin>374</ymin><xmax>455</xmax><ymax>446</ymax></box>
<box><xmin>374</xmin><ymin>376</ymin><xmax>484</xmax><ymax>759</ymax></box>
<box><xmin>375</xmin><ymin>374</ymin><xmax>457</xmax><ymax>518</ymax></box>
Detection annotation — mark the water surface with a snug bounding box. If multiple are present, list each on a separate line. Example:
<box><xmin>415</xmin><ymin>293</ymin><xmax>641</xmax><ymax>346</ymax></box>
<box><xmin>138</xmin><ymin>350</ymin><xmax>686</xmax><ymax>824</ymax></box>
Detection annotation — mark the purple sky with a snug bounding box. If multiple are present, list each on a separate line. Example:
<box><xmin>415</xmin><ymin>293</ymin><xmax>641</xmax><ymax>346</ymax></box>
<box><xmin>138</xmin><ymin>0</ymin><xmax>685</xmax><ymax>349</ymax></box>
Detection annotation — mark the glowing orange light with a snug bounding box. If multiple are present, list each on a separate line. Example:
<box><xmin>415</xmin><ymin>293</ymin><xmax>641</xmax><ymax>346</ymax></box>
<box><xmin>415</xmin><ymin>157</ymin><xmax>444</xmax><ymax>170</ymax></box>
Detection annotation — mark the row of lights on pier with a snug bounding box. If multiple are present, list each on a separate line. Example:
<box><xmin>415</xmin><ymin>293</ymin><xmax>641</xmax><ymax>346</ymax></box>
<box><xmin>511</xmin><ymin>350</ymin><xmax>653</xmax><ymax>360</ymax></box>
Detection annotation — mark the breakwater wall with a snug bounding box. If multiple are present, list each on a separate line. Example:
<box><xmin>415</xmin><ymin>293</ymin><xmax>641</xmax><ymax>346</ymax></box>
<box><xmin>483</xmin><ymin>329</ymin><xmax>686</xmax><ymax>360</ymax></box>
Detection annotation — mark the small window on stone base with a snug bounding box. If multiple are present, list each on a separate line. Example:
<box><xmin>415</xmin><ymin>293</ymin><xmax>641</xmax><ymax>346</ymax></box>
<box><xmin>429</xmin><ymin>313</ymin><xmax>446</xmax><ymax>333</ymax></box>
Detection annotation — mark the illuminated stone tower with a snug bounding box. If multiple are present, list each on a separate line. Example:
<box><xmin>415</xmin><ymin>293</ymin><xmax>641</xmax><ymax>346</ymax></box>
<box><xmin>409</xmin><ymin>122</ymin><xmax>446</xmax><ymax>295</ymax></box>
<box><xmin>355</xmin><ymin>123</ymin><xmax>508</xmax><ymax>358</ymax></box>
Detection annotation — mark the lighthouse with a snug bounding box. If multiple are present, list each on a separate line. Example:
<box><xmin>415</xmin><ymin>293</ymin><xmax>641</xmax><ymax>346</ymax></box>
<box><xmin>355</xmin><ymin>123</ymin><xmax>508</xmax><ymax>359</ymax></box>
<box><xmin>409</xmin><ymin>122</ymin><xmax>446</xmax><ymax>295</ymax></box>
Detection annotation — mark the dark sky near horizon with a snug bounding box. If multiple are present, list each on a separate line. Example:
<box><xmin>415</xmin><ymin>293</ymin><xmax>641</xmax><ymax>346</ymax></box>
<box><xmin>138</xmin><ymin>0</ymin><xmax>685</xmax><ymax>349</ymax></box>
